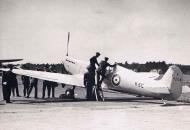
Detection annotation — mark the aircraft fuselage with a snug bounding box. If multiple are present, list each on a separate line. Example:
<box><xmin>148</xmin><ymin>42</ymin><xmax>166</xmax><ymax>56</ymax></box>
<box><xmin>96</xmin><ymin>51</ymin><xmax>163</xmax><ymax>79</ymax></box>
<box><xmin>63</xmin><ymin>56</ymin><xmax>183</xmax><ymax>100</ymax></box>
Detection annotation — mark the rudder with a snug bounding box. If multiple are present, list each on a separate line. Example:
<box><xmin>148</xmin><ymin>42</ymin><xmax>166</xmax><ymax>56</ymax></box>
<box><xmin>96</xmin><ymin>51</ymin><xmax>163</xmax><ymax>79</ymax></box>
<box><xmin>161</xmin><ymin>65</ymin><xmax>183</xmax><ymax>100</ymax></box>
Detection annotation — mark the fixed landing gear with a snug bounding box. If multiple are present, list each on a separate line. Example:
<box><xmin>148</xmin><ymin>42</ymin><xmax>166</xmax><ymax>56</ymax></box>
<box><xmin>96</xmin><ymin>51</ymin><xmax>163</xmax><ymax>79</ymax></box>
<box><xmin>162</xmin><ymin>98</ymin><xmax>167</xmax><ymax>105</ymax></box>
<box><xmin>59</xmin><ymin>86</ymin><xmax>76</xmax><ymax>99</ymax></box>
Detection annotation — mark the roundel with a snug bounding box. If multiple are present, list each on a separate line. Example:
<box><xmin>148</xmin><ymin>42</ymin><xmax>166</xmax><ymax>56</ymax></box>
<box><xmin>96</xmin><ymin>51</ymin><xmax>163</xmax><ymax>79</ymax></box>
<box><xmin>111</xmin><ymin>74</ymin><xmax>121</xmax><ymax>86</ymax></box>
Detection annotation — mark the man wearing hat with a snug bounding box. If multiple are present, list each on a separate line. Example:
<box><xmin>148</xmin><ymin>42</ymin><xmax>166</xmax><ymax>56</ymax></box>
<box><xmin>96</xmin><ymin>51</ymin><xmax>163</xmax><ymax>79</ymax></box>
<box><xmin>84</xmin><ymin>66</ymin><xmax>95</xmax><ymax>100</ymax></box>
<box><xmin>2</xmin><ymin>65</ymin><xmax>15</xmax><ymax>103</ymax></box>
<box><xmin>89</xmin><ymin>52</ymin><xmax>100</xmax><ymax>86</ymax></box>
<box><xmin>90</xmin><ymin>52</ymin><xmax>100</xmax><ymax>70</ymax></box>
<box><xmin>97</xmin><ymin>57</ymin><xmax>116</xmax><ymax>88</ymax></box>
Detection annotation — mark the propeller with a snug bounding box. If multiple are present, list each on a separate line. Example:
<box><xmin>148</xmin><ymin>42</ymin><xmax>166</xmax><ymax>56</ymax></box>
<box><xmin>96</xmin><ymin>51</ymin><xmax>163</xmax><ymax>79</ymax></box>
<box><xmin>66</xmin><ymin>32</ymin><xmax>70</xmax><ymax>56</ymax></box>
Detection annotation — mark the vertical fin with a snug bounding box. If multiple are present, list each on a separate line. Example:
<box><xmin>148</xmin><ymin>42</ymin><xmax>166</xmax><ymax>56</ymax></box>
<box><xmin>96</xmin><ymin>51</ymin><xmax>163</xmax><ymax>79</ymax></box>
<box><xmin>161</xmin><ymin>65</ymin><xmax>183</xmax><ymax>100</ymax></box>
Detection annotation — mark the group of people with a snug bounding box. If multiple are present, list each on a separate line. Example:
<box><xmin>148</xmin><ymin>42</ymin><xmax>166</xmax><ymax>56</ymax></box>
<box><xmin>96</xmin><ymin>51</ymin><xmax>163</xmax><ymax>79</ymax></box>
<box><xmin>21</xmin><ymin>66</ymin><xmax>58</xmax><ymax>99</ymax></box>
<box><xmin>42</xmin><ymin>66</ymin><xmax>58</xmax><ymax>98</ymax></box>
<box><xmin>84</xmin><ymin>52</ymin><xmax>116</xmax><ymax>101</ymax></box>
<box><xmin>1</xmin><ymin>65</ymin><xmax>58</xmax><ymax>103</ymax></box>
<box><xmin>21</xmin><ymin>74</ymin><xmax>39</xmax><ymax>98</ymax></box>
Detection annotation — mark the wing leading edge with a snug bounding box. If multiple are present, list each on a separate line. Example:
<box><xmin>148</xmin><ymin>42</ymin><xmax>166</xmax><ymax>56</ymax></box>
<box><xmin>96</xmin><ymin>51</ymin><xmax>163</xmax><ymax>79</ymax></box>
<box><xmin>0</xmin><ymin>68</ymin><xmax>84</xmax><ymax>87</ymax></box>
<box><xmin>0</xmin><ymin>59</ymin><xmax>23</xmax><ymax>63</ymax></box>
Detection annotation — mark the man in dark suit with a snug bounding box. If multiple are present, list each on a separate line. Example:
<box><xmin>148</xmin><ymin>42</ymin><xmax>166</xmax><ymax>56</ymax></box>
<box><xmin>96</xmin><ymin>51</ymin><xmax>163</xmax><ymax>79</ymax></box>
<box><xmin>2</xmin><ymin>65</ymin><xmax>15</xmax><ymax>103</ymax></box>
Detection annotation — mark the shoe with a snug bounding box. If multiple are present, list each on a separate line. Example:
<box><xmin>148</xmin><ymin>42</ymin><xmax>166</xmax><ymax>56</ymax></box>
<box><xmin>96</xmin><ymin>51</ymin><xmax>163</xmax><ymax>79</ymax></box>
<box><xmin>17</xmin><ymin>95</ymin><xmax>21</xmax><ymax>97</ymax></box>
<box><xmin>6</xmin><ymin>101</ymin><xmax>12</xmax><ymax>103</ymax></box>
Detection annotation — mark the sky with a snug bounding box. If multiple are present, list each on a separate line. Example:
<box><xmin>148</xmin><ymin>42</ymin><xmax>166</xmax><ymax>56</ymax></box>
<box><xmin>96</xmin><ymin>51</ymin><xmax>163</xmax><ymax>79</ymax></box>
<box><xmin>0</xmin><ymin>0</ymin><xmax>190</xmax><ymax>65</ymax></box>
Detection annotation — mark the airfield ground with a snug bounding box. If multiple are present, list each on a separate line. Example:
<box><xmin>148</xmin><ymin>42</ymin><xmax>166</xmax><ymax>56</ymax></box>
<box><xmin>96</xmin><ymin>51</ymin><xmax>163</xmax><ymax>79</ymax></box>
<box><xmin>1</xmin><ymin>76</ymin><xmax>190</xmax><ymax>130</ymax></box>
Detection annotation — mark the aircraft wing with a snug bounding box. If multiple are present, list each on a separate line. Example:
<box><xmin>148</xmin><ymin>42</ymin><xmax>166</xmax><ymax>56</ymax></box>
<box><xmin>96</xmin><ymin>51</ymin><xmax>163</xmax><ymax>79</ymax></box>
<box><xmin>0</xmin><ymin>68</ymin><xmax>84</xmax><ymax>87</ymax></box>
<box><xmin>0</xmin><ymin>59</ymin><xmax>23</xmax><ymax>63</ymax></box>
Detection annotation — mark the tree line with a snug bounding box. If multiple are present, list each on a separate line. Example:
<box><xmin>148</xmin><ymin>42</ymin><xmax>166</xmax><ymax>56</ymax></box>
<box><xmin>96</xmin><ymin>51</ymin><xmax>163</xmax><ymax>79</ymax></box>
<box><xmin>20</xmin><ymin>61</ymin><xmax>190</xmax><ymax>74</ymax></box>
<box><xmin>21</xmin><ymin>63</ymin><xmax>67</xmax><ymax>74</ymax></box>
<box><xmin>118</xmin><ymin>61</ymin><xmax>190</xmax><ymax>74</ymax></box>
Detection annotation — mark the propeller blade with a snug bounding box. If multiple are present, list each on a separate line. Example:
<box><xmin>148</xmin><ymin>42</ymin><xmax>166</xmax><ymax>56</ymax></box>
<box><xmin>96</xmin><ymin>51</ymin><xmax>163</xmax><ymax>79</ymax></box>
<box><xmin>66</xmin><ymin>32</ymin><xmax>70</xmax><ymax>56</ymax></box>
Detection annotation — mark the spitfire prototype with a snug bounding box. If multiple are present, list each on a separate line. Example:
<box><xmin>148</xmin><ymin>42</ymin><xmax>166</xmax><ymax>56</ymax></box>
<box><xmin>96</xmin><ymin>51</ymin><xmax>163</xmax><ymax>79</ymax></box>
<box><xmin>1</xmin><ymin>35</ymin><xmax>189</xmax><ymax>102</ymax></box>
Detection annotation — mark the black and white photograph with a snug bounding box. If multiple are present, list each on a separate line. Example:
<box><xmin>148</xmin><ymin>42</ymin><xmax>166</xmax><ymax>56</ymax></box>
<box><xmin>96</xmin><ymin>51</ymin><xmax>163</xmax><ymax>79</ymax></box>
<box><xmin>1</xmin><ymin>0</ymin><xmax>190</xmax><ymax>130</ymax></box>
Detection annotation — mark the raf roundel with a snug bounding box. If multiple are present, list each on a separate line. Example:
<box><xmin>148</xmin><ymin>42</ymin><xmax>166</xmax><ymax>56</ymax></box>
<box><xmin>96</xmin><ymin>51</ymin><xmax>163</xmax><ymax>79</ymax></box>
<box><xmin>111</xmin><ymin>74</ymin><xmax>121</xmax><ymax>86</ymax></box>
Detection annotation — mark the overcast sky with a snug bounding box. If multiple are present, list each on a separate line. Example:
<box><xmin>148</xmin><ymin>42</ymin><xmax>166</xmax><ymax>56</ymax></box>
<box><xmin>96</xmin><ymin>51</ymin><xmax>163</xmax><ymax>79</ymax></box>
<box><xmin>0</xmin><ymin>0</ymin><xmax>190</xmax><ymax>64</ymax></box>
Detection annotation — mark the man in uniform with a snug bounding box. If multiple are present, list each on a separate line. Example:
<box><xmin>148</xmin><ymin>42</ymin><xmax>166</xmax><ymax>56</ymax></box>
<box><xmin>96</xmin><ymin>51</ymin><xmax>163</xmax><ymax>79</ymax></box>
<box><xmin>84</xmin><ymin>66</ymin><xmax>95</xmax><ymax>100</ymax></box>
<box><xmin>2</xmin><ymin>65</ymin><xmax>15</xmax><ymax>103</ymax></box>
<box><xmin>27</xmin><ymin>77</ymin><xmax>38</xmax><ymax>98</ymax></box>
<box><xmin>50</xmin><ymin>81</ymin><xmax>58</xmax><ymax>98</ymax></box>
<box><xmin>49</xmin><ymin>67</ymin><xmax>58</xmax><ymax>98</ymax></box>
<box><xmin>42</xmin><ymin>67</ymin><xmax>51</xmax><ymax>98</ymax></box>
<box><xmin>11</xmin><ymin>70</ymin><xmax>20</xmax><ymax>97</ymax></box>
<box><xmin>27</xmin><ymin>78</ymin><xmax>38</xmax><ymax>98</ymax></box>
<box><xmin>42</xmin><ymin>80</ymin><xmax>48</xmax><ymax>98</ymax></box>
<box><xmin>2</xmin><ymin>71</ymin><xmax>7</xmax><ymax>101</ymax></box>
<box><xmin>21</xmin><ymin>65</ymin><xmax>30</xmax><ymax>97</ymax></box>
<box><xmin>89</xmin><ymin>52</ymin><xmax>100</xmax><ymax>86</ymax></box>
<box><xmin>21</xmin><ymin>75</ymin><xmax>30</xmax><ymax>97</ymax></box>
<box><xmin>27</xmin><ymin>68</ymin><xmax>39</xmax><ymax>98</ymax></box>
<box><xmin>97</xmin><ymin>57</ymin><xmax>116</xmax><ymax>88</ymax></box>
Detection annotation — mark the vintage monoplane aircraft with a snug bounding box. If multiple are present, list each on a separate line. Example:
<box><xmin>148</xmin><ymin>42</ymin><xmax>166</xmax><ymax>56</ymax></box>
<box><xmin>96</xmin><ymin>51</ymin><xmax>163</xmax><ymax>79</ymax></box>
<box><xmin>0</xmin><ymin>55</ymin><xmax>189</xmax><ymax>102</ymax></box>
<box><xmin>1</xmin><ymin>35</ymin><xmax>190</xmax><ymax>102</ymax></box>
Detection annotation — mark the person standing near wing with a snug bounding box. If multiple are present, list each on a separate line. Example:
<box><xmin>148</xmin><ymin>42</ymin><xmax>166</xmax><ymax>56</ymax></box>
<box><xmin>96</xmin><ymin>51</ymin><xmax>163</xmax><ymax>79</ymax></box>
<box><xmin>21</xmin><ymin>65</ymin><xmax>30</xmax><ymax>97</ymax></box>
<box><xmin>84</xmin><ymin>66</ymin><xmax>95</xmax><ymax>100</ymax></box>
<box><xmin>89</xmin><ymin>52</ymin><xmax>100</xmax><ymax>85</ymax></box>
<box><xmin>49</xmin><ymin>67</ymin><xmax>58</xmax><ymax>98</ymax></box>
<box><xmin>42</xmin><ymin>66</ymin><xmax>51</xmax><ymax>98</ymax></box>
<box><xmin>97</xmin><ymin>57</ymin><xmax>116</xmax><ymax>88</ymax></box>
<box><xmin>21</xmin><ymin>75</ymin><xmax>30</xmax><ymax>97</ymax></box>
<box><xmin>11</xmin><ymin>72</ymin><xmax>20</xmax><ymax>97</ymax></box>
<box><xmin>2</xmin><ymin>71</ymin><xmax>7</xmax><ymax>101</ymax></box>
<box><xmin>2</xmin><ymin>65</ymin><xmax>15</xmax><ymax>103</ymax></box>
<box><xmin>27</xmin><ymin>68</ymin><xmax>39</xmax><ymax>98</ymax></box>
